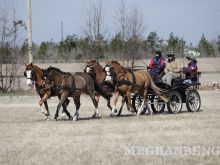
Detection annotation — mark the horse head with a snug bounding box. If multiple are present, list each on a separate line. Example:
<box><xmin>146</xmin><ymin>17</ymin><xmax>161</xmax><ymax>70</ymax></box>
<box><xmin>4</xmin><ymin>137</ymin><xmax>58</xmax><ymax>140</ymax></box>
<box><xmin>85</xmin><ymin>60</ymin><xmax>105</xmax><ymax>80</ymax></box>
<box><xmin>104</xmin><ymin>60</ymin><xmax>122</xmax><ymax>84</ymax></box>
<box><xmin>84</xmin><ymin>60</ymin><xmax>97</xmax><ymax>75</ymax></box>
<box><xmin>24</xmin><ymin>63</ymin><xmax>38</xmax><ymax>86</ymax></box>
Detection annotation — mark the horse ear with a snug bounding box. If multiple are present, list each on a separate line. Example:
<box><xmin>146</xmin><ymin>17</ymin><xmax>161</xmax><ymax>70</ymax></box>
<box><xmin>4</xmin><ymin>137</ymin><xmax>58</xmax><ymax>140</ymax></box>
<box><xmin>30</xmin><ymin>63</ymin><xmax>33</xmax><ymax>67</ymax></box>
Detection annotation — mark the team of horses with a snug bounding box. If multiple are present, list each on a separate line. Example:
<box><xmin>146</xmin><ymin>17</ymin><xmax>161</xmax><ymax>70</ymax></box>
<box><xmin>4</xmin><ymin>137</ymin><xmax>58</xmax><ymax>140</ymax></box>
<box><xmin>24</xmin><ymin>60</ymin><xmax>168</xmax><ymax>121</ymax></box>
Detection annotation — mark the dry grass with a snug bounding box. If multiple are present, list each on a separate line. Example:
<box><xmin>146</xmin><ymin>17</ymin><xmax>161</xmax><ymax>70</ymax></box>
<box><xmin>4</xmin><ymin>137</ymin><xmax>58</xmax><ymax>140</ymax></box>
<box><xmin>0</xmin><ymin>90</ymin><xmax>220</xmax><ymax>165</ymax></box>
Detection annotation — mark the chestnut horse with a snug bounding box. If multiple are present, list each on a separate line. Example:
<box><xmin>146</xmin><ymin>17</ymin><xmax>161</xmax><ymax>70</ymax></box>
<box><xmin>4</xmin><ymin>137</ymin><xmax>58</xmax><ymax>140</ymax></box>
<box><xmin>24</xmin><ymin>63</ymin><xmax>71</xmax><ymax>120</ymax></box>
<box><xmin>84</xmin><ymin>60</ymin><xmax>115</xmax><ymax>112</ymax></box>
<box><xmin>85</xmin><ymin>60</ymin><xmax>130</xmax><ymax>116</ymax></box>
<box><xmin>39</xmin><ymin>67</ymin><xmax>99</xmax><ymax>121</ymax></box>
<box><xmin>104</xmin><ymin>60</ymin><xmax>168</xmax><ymax>116</ymax></box>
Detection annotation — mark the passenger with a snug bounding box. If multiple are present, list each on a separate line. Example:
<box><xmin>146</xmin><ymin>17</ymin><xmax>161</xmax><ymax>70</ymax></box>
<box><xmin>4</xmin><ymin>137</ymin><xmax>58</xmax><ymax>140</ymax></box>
<box><xmin>162</xmin><ymin>50</ymin><xmax>182</xmax><ymax>88</ymax></box>
<box><xmin>183</xmin><ymin>55</ymin><xmax>198</xmax><ymax>84</ymax></box>
<box><xmin>147</xmin><ymin>47</ymin><xmax>166</xmax><ymax>81</ymax></box>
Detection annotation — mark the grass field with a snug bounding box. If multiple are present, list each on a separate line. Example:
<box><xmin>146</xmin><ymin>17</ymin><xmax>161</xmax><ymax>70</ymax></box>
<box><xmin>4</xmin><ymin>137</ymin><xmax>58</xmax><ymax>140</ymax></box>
<box><xmin>0</xmin><ymin>90</ymin><xmax>220</xmax><ymax>165</ymax></box>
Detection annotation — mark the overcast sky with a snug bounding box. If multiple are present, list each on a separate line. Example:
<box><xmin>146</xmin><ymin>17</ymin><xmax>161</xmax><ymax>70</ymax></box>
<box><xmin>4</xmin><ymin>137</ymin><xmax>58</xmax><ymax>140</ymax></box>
<box><xmin>2</xmin><ymin>0</ymin><xmax>220</xmax><ymax>45</ymax></box>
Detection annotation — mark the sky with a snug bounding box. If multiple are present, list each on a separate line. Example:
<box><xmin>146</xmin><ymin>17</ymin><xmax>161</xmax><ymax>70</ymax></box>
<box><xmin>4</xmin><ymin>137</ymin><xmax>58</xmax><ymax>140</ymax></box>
<box><xmin>1</xmin><ymin>0</ymin><xmax>220</xmax><ymax>46</ymax></box>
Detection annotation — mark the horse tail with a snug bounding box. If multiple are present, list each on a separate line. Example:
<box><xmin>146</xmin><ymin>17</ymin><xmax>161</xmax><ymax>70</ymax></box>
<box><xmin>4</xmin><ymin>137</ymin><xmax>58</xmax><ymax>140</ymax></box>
<box><xmin>149</xmin><ymin>77</ymin><xmax>169</xmax><ymax>103</ymax></box>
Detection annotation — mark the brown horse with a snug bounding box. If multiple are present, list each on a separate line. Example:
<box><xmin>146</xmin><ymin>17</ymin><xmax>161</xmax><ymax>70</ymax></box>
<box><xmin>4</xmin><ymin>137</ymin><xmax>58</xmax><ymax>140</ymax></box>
<box><xmin>85</xmin><ymin>60</ymin><xmax>115</xmax><ymax>112</ymax></box>
<box><xmin>39</xmin><ymin>67</ymin><xmax>99</xmax><ymax>121</ymax></box>
<box><xmin>104</xmin><ymin>60</ymin><xmax>168</xmax><ymax>116</ymax></box>
<box><xmin>24</xmin><ymin>63</ymin><xmax>71</xmax><ymax>120</ymax></box>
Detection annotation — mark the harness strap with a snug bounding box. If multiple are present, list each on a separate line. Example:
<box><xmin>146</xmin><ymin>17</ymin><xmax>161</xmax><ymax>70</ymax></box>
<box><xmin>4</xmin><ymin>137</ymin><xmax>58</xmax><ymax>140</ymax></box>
<box><xmin>116</xmin><ymin>69</ymin><xmax>136</xmax><ymax>91</ymax></box>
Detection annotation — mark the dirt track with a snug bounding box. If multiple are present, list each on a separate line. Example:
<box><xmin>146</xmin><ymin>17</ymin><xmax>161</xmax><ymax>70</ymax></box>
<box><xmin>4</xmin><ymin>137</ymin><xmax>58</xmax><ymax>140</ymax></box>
<box><xmin>0</xmin><ymin>90</ymin><xmax>220</xmax><ymax>165</ymax></box>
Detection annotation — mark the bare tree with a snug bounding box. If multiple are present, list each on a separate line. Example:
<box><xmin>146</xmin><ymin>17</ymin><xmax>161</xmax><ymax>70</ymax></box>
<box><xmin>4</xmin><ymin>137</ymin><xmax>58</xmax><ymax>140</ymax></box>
<box><xmin>81</xmin><ymin>0</ymin><xmax>105</xmax><ymax>59</ymax></box>
<box><xmin>114</xmin><ymin>0</ymin><xmax>128</xmax><ymax>63</ymax></box>
<box><xmin>0</xmin><ymin>5</ymin><xmax>21</xmax><ymax>92</ymax></box>
<box><xmin>126</xmin><ymin>6</ymin><xmax>145</xmax><ymax>67</ymax></box>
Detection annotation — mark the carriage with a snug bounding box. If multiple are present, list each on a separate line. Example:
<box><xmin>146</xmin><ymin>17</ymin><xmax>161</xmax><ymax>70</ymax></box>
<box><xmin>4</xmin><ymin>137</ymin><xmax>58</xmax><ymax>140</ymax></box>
<box><xmin>117</xmin><ymin>71</ymin><xmax>202</xmax><ymax>115</ymax></box>
<box><xmin>25</xmin><ymin>61</ymin><xmax>202</xmax><ymax>120</ymax></box>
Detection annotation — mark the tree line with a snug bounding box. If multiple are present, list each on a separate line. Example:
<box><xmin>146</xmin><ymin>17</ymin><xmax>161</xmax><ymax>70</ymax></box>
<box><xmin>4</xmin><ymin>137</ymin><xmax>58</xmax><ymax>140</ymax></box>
<box><xmin>24</xmin><ymin>0</ymin><xmax>220</xmax><ymax>64</ymax></box>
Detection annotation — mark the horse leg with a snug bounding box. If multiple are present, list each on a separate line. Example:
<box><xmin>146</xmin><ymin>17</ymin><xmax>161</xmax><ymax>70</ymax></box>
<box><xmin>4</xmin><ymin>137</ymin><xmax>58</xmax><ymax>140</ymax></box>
<box><xmin>88</xmin><ymin>91</ymin><xmax>100</xmax><ymax>118</ymax></box>
<box><xmin>62</xmin><ymin>98</ymin><xmax>70</xmax><ymax>118</ymax></box>
<box><xmin>58</xmin><ymin>95</ymin><xmax>71</xmax><ymax>120</ymax></box>
<box><xmin>54</xmin><ymin>92</ymin><xmax>68</xmax><ymax>121</ymax></box>
<box><xmin>61</xmin><ymin>102</ymin><xmax>73</xmax><ymax>120</ymax></box>
<box><xmin>43</xmin><ymin>101</ymin><xmax>51</xmax><ymax>121</ymax></box>
<box><xmin>92</xmin><ymin>94</ymin><xmax>101</xmax><ymax>118</ymax></box>
<box><xmin>126</xmin><ymin>91</ymin><xmax>136</xmax><ymax>115</ymax></box>
<box><xmin>137</xmin><ymin>89</ymin><xmax>151</xmax><ymax>116</ymax></box>
<box><xmin>102</xmin><ymin>95</ymin><xmax>112</xmax><ymax>111</ymax></box>
<box><xmin>73</xmin><ymin>95</ymin><xmax>81</xmax><ymax>121</ymax></box>
<box><xmin>110</xmin><ymin>91</ymin><xmax>120</xmax><ymax>116</ymax></box>
<box><xmin>39</xmin><ymin>93</ymin><xmax>51</xmax><ymax>120</ymax></box>
<box><xmin>39</xmin><ymin>93</ymin><xmax>50</xmax><ymax>106</ymax></box>
<box><xmin>107</xmin><ymin>99</ymin><xmax>112</xmax><ymax>111</ymax></box>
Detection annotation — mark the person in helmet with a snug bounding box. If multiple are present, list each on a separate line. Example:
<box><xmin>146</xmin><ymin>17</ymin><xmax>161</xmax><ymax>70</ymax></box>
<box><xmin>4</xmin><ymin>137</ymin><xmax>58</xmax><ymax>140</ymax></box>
<box><xmin>182</xmin><ymin>55</ymin><xmax>198</xmax><ymax>84</ymax></box>
<box><xmin>162</xmin><ymin>50</ymin><xmax>182</xmax><ymax>87</ymax></box>
<box><xmin>147</xmin><ymin>47</ymin><xmax>166</xmax><ymax>80</ymax></box>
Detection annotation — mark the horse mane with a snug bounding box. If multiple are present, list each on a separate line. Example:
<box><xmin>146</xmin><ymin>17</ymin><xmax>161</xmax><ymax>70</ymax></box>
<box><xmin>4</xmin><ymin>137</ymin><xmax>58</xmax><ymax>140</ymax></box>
<box><xmin>109</xmin><ymin>60</ymin><xmax>132</xmax><ymax>73</ymax></box>
<box><xmin>90</xmin><ymin>59</ymin><xmax>97</xmax><ymax>63</ymax></box>
<box><xmin>47</xmin><ymin>66</ymin><xmax>66</xmax><ymax>74</ymax></box>
<box><xmin>111</xmin><ymin>60</ymin><xmax>121</xmax><ymax>66</ymax></box>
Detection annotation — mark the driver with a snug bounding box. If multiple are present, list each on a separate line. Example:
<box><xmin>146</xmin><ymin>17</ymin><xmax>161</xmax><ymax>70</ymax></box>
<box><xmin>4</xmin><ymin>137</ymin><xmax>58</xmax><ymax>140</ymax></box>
<box><xmin>183</xmin><ymin>55</ymin><xmax>198</xmax><ymax>84</ymax></box>
<box><xmin>162</xmin><ymin>50</ymin><xmax>182</xmax><ymax>87</ymax></box>
<box><xmin>147</xmin><ymin>47</ymin><xmax>166</xmax><ymax>80</ymax></box>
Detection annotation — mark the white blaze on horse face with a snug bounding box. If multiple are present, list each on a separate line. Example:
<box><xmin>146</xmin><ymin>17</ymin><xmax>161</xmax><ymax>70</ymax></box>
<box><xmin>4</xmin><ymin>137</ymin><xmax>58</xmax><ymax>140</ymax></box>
<box><xmin>26</xmin><ymin>70</ymin><xmax>33</xmax><ymax>86</ymax></box>
<box><xmin>86</xmin><ymin>67</ymin><xmax>91</xmax><ymax>73</ymax></box>
<box><xmin>105</xmin><ymin>66</ymin><xmax>110</xmax><ymax>72</ymax></box>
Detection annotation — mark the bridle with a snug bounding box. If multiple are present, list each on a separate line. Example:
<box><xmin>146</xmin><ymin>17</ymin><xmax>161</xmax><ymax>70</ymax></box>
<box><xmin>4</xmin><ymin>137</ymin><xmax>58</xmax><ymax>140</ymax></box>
<box><xmin>104</xmin><ymin>64</ymin><xmax>128</xmax><ymax>84</ymax></box>
<box><xmin>104</xmin><ymin>64</ymin><xmax>136</xmax><ymax>90</ymax></box>
<box><xmin>24</xmin><ymin>68</ymin><xmax>37</xmax><ymax>84</ymax></box>
<box><xmin>104</xmin><ymin>64</ymin><xmax>116</xmax><ymax>84</ymax></box>
<box><xmin>85</xmin><ymin>64</ymin><xmax>96</xmax><ymax>79</ymax></box>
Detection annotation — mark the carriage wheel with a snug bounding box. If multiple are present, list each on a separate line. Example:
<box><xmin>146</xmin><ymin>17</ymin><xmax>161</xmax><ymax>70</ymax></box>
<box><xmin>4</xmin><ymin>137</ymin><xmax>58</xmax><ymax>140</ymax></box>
<box><xmin>167</xmin><ymin>91</ymin><xmax>183</xmax><ymax>113</ymax></box>
<box><xmin>186</xmin><ymin>90</ymin><xmax>201</xmax><ymax>112</ymax></box>
<box><xmin>132</xmin><ymin>93</ymin><xmax>147</xmax><ymax>115</ymax></box>
<box><xmin>150</xmin><ymin>95</ymin><xmax>165</xmax><ymax>113</ymax></box>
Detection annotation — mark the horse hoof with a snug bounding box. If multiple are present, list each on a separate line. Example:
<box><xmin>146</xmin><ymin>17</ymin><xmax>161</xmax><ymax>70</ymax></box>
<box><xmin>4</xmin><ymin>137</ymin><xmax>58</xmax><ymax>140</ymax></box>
<box><xmin>45</xmin><ymin>116</ymin><xmax>51</xmax><ymax>121</ymax></box>
<box><xmin>136</xmin><ymin>113</ymin><xmax>141</xmax><ymax>116</ymax></box>
<box><xmin>61</xmin><ymin>113</ymin><xmax>67</xmax><ymax>119</ymax></box>
<box><xmin>96</xmin><ymin>113</ymin><xmax>101</xmax><ymax>118</ymax></box>
<box><xmin>69</xmin><ymin>116</ymin><xmax>73</xmax><ymax>120</ymax></box>
<box><xmin>114</xmin><ymin>109</ymin><xmax>118</xmax><ymax>113</ymax></box>
<box><xmin>110</xmin><ymin>113</ymin><xmax>116</xmax><ymax>117</ymax></box>
<box><xmin>73</xmin><ymin>114</ymin><xmax>79</xmax><ymax>121</ymax></box>
<box><xmin>91</xmin><ymin>114</ymin><xmax>96</xmax><ymax>118</ymax></box>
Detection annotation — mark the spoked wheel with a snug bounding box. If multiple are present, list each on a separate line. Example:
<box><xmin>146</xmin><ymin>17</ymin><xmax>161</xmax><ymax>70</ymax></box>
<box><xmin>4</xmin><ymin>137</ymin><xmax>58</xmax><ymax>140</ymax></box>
<box><xmin>132</xmin><ymin>93</ymin><xmax>147</xmax><ymax>115</ymax></box>
<box><xmin>167</xmin><ymin>91</ymin><xmax>183</xmax><ymax>113</ymax></box>
<box><xmin>186</xmin><ymin>90</ymin><xmax>201</xmax><ymax>112</ymax></box>
<box><xmin>150</xmin><ymin>95</ymin><xmax>165</xmax><ymax>113</ymax></box>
